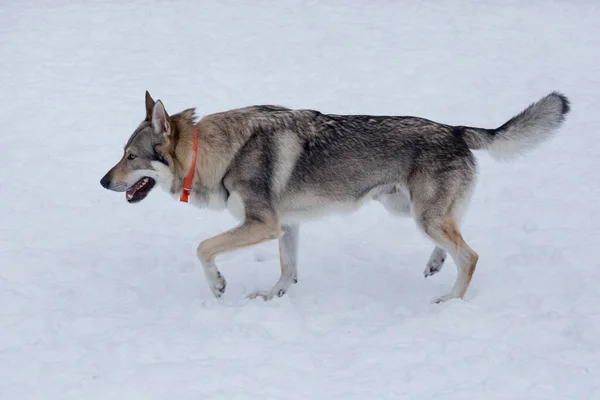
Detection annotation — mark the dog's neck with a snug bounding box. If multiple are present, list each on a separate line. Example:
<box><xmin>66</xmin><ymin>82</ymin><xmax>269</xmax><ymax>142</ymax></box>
<box><xmin>164</xmin><ymin>107</ymin><xmax>257</xmax><ymax>209</ymax></box>
<box><xmin>160</xmin><ymin>109</ymin><xmax>199</xmax><ymax>196</ymax></box>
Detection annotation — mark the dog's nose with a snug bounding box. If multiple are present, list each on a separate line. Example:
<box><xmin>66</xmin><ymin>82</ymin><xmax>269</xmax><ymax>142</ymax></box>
<box><xmin>100</xmin><ymin>174</ymin><xmax>111</xmax><ymax>189</ymax></box>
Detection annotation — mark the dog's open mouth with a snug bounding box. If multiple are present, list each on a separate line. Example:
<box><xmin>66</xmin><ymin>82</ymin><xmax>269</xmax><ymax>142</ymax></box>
<box><xmin>126</xmin><ymin>177</ymin><xmax>156</xmax><ymax>203</ymax></box>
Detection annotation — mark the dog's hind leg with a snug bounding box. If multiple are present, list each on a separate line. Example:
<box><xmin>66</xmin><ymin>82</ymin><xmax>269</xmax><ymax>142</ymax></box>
<box><xmin>411</xmin><ymin>171</ymin><xmax>478</xmax><ymax>303</ymax></box>
<box><xmin>419</xmin><ymin>216</ymin><xmax>478</xmax><ymax>303</ymax></box>
<box><xmin>377</xmin><ymin>190</ymin><xmax>448</xmax><ymax>278</ymax></box>
<box><xmin>248</xmin><ymin>223</ymin><xmax>300</xmax><ymax>301</ymax></box>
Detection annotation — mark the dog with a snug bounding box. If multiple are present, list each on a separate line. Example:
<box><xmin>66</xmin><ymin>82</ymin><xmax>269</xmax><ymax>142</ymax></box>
<box><xmin>100</xmin><ymin>91</ymin><xmax>570</xmax><ymax>302</ymax></box>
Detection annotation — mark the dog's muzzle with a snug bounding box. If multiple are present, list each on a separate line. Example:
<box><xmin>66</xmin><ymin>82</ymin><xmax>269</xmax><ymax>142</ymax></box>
<box><xmin>100</xmin><ymin>173</ymin><xmax>112</xmax><ymax>189</ymax></box>
<box><xmin>99</xmin><ymin>173</ymin><xmax>128</xmax><ymax>192</ymax></box>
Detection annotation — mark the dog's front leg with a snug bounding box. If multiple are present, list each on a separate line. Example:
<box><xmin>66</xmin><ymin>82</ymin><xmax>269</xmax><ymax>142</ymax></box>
<box><xmin>248</xmin><ymin>223</ymin><xmax>300</xmax><ymax>301</ymax></box>
<box><xmin>197</xmin><ymin>218</ymin><xmax>281</xmax><ymax>298</ymax></box>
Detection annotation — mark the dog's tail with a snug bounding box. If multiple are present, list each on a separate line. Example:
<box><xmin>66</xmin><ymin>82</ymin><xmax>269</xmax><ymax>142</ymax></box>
<box><xmin>460</xmin><ymin>92</ymin><xmax>570</xmax><ymax>161</ymax></box>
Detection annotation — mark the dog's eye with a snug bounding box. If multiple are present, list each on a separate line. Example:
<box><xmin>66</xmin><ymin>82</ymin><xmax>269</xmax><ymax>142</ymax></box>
<box><xmin>127</xmin><ymin>154</ymin><xmax>137</xmax><ymax>160</ymax></box>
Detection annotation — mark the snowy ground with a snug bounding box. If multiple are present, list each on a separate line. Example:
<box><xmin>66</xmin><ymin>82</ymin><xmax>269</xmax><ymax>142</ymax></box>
<box><xmin>1</xmin><ymin>0</ymin><xmax>600</xmax><ymax>399</ymax></box>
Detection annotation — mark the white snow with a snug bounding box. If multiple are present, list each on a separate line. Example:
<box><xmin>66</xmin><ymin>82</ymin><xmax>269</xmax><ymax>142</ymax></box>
<box><xmin>1</xmin><ymin>1</ymin><xmax>600</xmax><ymax>399</ymax></box>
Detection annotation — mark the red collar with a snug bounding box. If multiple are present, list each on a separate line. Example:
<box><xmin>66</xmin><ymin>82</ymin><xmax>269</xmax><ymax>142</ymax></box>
<box><xmin>179</xmin><ymin>126</ymin><xmax>198</xmax><ymax>203</ymax></box>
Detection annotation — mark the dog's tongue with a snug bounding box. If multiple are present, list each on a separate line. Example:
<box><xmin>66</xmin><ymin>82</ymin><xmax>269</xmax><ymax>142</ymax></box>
<box><xmin>126</xmin><ymin>178</ymin><xmax>148</xmax><ymax>202</ymax></box>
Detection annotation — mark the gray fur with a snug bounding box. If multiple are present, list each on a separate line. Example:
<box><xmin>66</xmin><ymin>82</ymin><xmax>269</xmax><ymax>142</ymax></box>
<box><xmin>101</xmin><ymin>91</ymin><xmax>570</xmax><ymax>302</ymax></box>
<box><xmin>460</xmin><ymin>92</ymin><xmax>570</xmax><ymax>161</ymax></box>
<box><xmin>248</xmin><ymin>223</ymin><xmax>299</xmax><ymax>300</ymax></box>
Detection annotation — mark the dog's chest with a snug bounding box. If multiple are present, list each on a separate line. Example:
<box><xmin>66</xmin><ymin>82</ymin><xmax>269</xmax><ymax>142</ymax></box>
<box><xmin>188</xmin><ymin>186</ymin><xmax>228</xmax><ymax>211</ymax></box>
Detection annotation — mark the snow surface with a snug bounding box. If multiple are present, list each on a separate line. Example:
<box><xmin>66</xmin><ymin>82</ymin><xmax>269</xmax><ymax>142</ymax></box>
<box><xmin>1</xmin><ymin>1</ymin><xmax>600</xmax><ymax>399</ymax></box>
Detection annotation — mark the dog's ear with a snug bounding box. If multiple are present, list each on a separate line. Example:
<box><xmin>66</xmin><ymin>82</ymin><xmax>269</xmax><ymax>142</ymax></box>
<box><xmin>145</xmin><ymin>90</ymin><xmax>155</xmax><ymax>121</ymax></box>
<box><xmin>151</xmin><ymin>100</ymin><xmax>172</xmax><ymax>137</ymax></box>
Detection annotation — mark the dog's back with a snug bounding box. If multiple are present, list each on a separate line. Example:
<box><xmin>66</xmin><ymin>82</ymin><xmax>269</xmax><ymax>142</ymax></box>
<box><xmin>218</xmin><ymin>107</ymin><xmax>474</xmax><ymax>218</ymax></box>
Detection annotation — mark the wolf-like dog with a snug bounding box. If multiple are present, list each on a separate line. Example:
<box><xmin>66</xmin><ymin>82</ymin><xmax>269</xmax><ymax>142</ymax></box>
<box><xmin>100</xmin><ymin>91</ymin><xmax>570</xmax><ymax>302</ymax></box>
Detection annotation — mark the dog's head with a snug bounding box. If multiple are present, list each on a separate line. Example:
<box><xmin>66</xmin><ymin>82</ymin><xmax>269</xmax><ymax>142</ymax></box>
<box><xmin>100</xmin><ymin>91</ymin><xmax>177</xmax><ymax>203</ymax></box>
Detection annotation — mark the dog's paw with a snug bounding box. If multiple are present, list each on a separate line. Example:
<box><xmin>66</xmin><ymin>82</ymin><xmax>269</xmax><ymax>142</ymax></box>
<box><xmin>247</xmin><ymin>272</ymin><xmax>296</xmax><ymax>301</ymax></box>
<box><xmin>247</xmin><ymin>288</ymin><xmax>286</xmax><ymax>301</ymax></box>
<box><xmin>432</xmin><ymin>294</ymin><xmax>463</xmax><ymax>304</ymax></box>
<box><xmin>209</xmin><ymin>275</ymin><xmax>227</xmax><ymax>298</ymax></box>
<box><xmin>432</xmin><ymin>295</ymin><xmax>450</xmax><ymax>304</ymax></box>
<box><xmin>424</xmin><ymin>253</ymin><xmax>446</xmax><ymax>278</ymax></box>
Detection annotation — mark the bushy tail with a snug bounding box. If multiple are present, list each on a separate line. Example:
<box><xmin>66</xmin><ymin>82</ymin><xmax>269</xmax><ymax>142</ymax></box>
<box><xmin>460</xmin><ymin>92</ymin><xmax>570</xmax><ymax>161</ymax></box>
